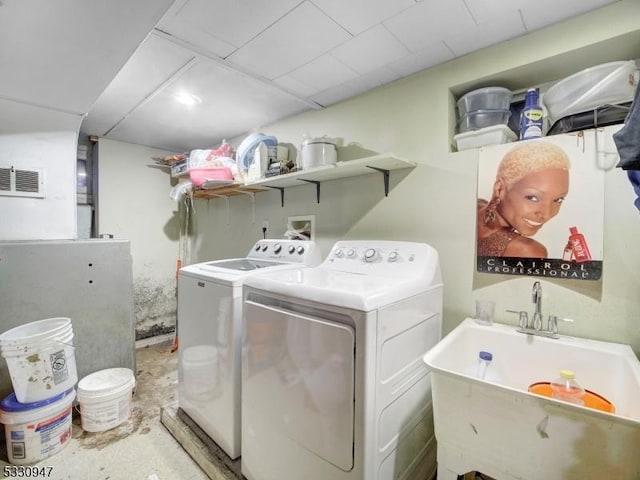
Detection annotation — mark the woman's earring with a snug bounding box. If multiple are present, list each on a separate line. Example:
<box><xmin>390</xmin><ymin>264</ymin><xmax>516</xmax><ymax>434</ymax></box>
<box><xmin>483</xmin><ymin>198</ymin><xmax>500</xmax><ymax>225</ymax></box>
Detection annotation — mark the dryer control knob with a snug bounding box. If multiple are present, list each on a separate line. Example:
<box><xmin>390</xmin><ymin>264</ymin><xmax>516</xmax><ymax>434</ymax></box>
<box><xmin>347</xmin><ymin>249</ymin><xmax>356</xmax><ymax>258</ymax></box>
<box><xmin>261</xmin><ymin>244</ymin><xmax>268</xmax><ymax>252</ymax></box>
<box><xmin>274</xmin><ymin>243</ymin><xmax>282</xmax><ymax>254</ymax></box>
<box><xmin>334</xmin><ymin>249</ymin><xmax>344</xmax><ymax>258</ymax></box>
<box><xmin>388</xmin><ymin>251</ymin><xmax>398</xmax><ymax>262</ymax></box>
<box><xmin>255</xmin><ymin>244</ymin><xmax>261</xmax><ymax>251</ymax></box>
<box><xmin>364</xmin><ymin>248</ymin><xmax>378</xmax><ymax>262</ymax></box>
<box><xmin>288</xmin><ymin>245</ymin><xmax>296</xmax><ymax>254</ymax></box>
<box><xmin>297</xmin><ymin>246</ymin><xmax>305</xmax><ymax>255</ymax></box>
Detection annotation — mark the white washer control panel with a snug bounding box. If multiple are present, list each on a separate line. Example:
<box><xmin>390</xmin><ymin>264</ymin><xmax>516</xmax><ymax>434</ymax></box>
<box><xmin>326</xmin><ymin>241</ymin><xmax>437</xmax><ymax>278</ymax></box>
<box><xmin>248</xmin><ymin>239</ymin><xmax>319</xmax><ymax>264</ymax></box>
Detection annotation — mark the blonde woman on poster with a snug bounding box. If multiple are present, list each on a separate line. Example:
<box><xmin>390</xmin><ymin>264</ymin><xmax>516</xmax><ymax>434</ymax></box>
<box><xmin>476</xmin><ymin>134</ymin><xmax>605</xmax><ymax>281</ymax></box>
<box><xmin>477</xmin><ymin>142</ymin><xmax>570</xmax><ymax>258</ymax></box>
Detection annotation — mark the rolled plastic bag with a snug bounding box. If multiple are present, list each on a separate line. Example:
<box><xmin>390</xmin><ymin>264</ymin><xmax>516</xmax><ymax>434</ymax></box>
<box><xmin>169</xmin><ymin>181</ymin><xmax>193</xmax><ymax>202</ymax></box>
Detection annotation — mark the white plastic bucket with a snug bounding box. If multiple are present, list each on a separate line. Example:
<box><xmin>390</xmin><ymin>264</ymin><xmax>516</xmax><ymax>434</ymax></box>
<box><xmin>0</xmin><ymin>388</ymin><xmax>75</xmax><ymax>465</ymax></box>
<box><xmin>181</xmin><ymin>345</ymin><xmax>219</xmax><ymax>402</ymax></box>
<box><xmin>77</xmin><ymin>368</ymin><xmax>136</xmax><ymax>432</ymax></box>
<box><xmin>0</xmin><ymin>318</ymin><xmax>78</xmax><ymax>404</ymax></box>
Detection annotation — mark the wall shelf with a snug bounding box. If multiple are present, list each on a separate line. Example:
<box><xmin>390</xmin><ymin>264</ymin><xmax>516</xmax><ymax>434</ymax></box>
<box><xmin>191</xmin><ymin>153</ymin><xmax>415</xmax><ymax>206</ymax></box>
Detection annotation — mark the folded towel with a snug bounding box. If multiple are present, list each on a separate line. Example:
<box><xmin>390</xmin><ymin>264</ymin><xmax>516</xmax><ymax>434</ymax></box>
<box><xmin>613</xmin><ymin>77</ymin><xmax>640</xmax><ymax>170</ymax></box>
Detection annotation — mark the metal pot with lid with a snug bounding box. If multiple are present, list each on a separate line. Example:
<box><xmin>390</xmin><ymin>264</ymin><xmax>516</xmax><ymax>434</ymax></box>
<box><xmin>300</xmin><ymin>136</ymin><xmax>337</xmax><ymax>170</ymax></box>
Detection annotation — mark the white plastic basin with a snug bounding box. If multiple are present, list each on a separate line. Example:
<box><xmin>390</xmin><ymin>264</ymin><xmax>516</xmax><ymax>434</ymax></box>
<box><xmin>423</xmin><ymin>318</ymin><xmax>640</xmax><ymax>480</ymax></box>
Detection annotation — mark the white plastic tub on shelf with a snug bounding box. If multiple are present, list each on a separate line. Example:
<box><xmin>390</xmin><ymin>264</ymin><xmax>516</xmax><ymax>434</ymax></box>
<box><xmin>543</xmin><ymin>60</ymin><xmax>638</xmax><ymax>124</ymax></box>
<box><xmin>454</xmin><ymin>124</ymin><xmax>517</xmax><ymax>151</ymax></box>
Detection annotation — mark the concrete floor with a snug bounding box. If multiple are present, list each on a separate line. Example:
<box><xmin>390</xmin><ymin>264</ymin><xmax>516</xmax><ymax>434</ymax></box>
<box><xmin>0</xmin><ymin>338</ymin><xmax>483</xmax><ymax>480</ymax></box>
<box><xmin>0</xmin><ymin>339</ymin><xmax>223</xmax><ymax>480</ymax></box>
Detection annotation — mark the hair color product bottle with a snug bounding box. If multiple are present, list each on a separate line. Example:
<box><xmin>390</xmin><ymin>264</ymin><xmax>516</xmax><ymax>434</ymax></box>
<box><xmin>568</xmin><ymin>226</ymin><xmax>592</xmax><ymax>262</ymax></box>
<box><xmin>519</xmin><ymin>88</ymin><xmax>544</xmax><ymax>140</ymax></box>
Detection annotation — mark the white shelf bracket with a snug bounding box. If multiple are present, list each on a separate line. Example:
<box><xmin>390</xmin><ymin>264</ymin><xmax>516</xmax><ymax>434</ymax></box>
<box><xmin>210</xmin><ymin>194</ymin><xmax>231</xmax><ymax>224</ymax></box>
<box><xmin>232</xmin><ymin>190</ymin><xmax>256</xmax><ymax>222</ymax></box>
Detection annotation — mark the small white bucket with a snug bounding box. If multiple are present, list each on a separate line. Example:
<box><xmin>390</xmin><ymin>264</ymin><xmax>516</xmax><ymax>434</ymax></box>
<box><xmin>0</xmin><ymin>318</ymin><xmax>78</xmax><ymax>404</ymax></box>
<box><xmin>0</xmin><ymin>388</ymin><xmax>75</xmax><ymax>465</ymax></box>
<box><xmin>181</xmin><ymin>345</ymin><xmax>219</xmax><ymax>402</ymax></box>
<box><xmin>77</xmin><ymin>368</ymin><xmax>136</xmax><ymax>432</ymax></box>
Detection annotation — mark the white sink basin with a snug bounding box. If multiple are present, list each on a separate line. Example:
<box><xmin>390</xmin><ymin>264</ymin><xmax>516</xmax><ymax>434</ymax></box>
<box><xmin>423</xmin><ymin>318</ymin><xmax>640</xmax><ymax>480</ymax></box>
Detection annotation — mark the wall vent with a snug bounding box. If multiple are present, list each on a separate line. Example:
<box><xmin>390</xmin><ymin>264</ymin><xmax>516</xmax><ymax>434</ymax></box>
<box><xmin>0</xmin><ymin>166</ymin><xmax>45</xmax><ymax>198</ymax></box>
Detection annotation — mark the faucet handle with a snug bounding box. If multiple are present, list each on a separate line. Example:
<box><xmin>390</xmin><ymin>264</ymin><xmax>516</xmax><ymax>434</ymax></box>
<box><xmin>507</xmin><ymin>309</ymin><xmax>529</xmax><ymax>329</ymax></box>
<box><xmin>547</xmin><ymin>315</ymin><xmax>574</xmax><ymax>335</ymax></box>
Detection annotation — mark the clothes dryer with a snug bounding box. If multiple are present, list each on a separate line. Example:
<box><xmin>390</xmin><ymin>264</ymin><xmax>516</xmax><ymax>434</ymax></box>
<box><xmin>241</xmin><ymin>240</ymin><xmax>443</xmax><ymax>480</ymax></box>
<box><xmin>178</xmin><ymin>239</ymin><xmax>321</xmax><ymax>459</ymax></box>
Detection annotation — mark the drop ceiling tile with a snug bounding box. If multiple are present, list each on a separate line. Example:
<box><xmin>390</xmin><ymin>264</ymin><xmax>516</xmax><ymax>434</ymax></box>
<box><xmin>310</xmin><ymin>66</ymin><xmax>399</xmax><ymax>107</ymax></box>
<box><xmin>0</xmin><ymin>0</ymin><xmax>174</xmax><ymax>114</ymax></box>
<box><xmin>285</xmin><ymin>54</ymin><xmax>359</xmax><ymax>92</ymax></box>
<box><xmin>358</xmin><ymin>66</ymin><xmax>402</xmax><ymax>88</ymax></box>
<box><xmin>82</xmin><ymin>34</ymin><xmax>196</xmax><ymax>137</ymax></box>
<box><xmin>388</xmin><ymin>43</ymin><xmax>455</xmax><ymax>77</ymax></box>
<box><xmin>155</xmin><ymin>18</ymin><xmax>237</xmax><ymax>58</ymax></box>
<box><xmin>312</xmin><ymin>0</ymin><xmax>415</xmax><ymax>35</ymax></box>
<box><xmin>384</xmin><ymin>0</ymin><xmax>476</xmax><ymax>53</ymax></box>
<box><xmin>311</xmin><ymin>79</ymin><xmax>371</xmax><ymax>107</ymax></box>
<box><xmin>107</xmin><ymin>58</ymin><xmax>311</xmax><ymax>152</ymax></box>
<box><xmin>445</xmin><ymin>10</ymin><xmax>526</xmax><ymax>57</ymax></box>
<box><xmin>330</xmin><ymin>25</ymin><xmax>410</xmax><ymax>75</ymax></box>
<box><xmin>159</xmin><ymin>0</ymin><xmax>304</xmax><ymax>49</ymax></box>
<box><xmin>463</xmin><ymin>0</ymin><xmax>526</xmax><ymax>25</ymax></box>
<box><xmin>272</xmin><ymin>75</ymin><xmax>320</xmax><ymax>98</ymax></box>
<box><xmin>520</xmin><ymin>0</ymin><xmax>619</xmax><ymax>31</ymax></box>
<box><xmin>226</xmin><ymin>2</ymin><xmax>352</xmax><ymax>80</ymax></box>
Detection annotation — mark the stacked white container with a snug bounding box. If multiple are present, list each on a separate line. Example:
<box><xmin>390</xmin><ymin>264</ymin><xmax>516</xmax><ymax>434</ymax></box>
<box><xmin>0</xmin><ymin>318</ymin><xmax>79</xmax><ymax>464</ymax></box>
<box><xmin>454</xmin><ymin>87</ymin><xmax>517</xmax><ymax>151</ymax></box>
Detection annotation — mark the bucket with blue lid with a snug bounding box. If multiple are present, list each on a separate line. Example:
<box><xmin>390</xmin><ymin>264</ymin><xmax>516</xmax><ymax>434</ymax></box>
<box><xmin>0</xmin><ymin>388</ymin><xmax>75</xmax><ymax>465</ymax></box>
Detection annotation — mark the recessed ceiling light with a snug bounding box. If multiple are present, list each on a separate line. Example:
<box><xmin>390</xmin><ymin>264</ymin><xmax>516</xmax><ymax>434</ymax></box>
<box><xmin>174</xmin><ymin>92</ymin><xmax>202</xmax><ymax>106</ymax></box>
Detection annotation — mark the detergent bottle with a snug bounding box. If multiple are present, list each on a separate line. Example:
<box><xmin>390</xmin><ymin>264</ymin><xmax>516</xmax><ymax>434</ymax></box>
<box><xmin>519</xmin><ymin>88</ymin><xmax>544</xmax><ymax>140</ymax></box>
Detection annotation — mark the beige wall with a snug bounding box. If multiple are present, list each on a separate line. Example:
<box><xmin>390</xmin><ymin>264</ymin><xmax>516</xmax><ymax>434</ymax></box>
<box><xmin>95</xmin><ymin>1</ymin><xmax>640</xmax><ymax>350</ymax></box>
<box><xmin>0</xmin><ymin>99</ymin><xmax>82</xmax><ymax>240</ymax></box>
<box><xmin>97</xmin><ymin>138</ymin><xmax>180</xmax><ymax>338</ymax></box>
<box><xmin>187</xmin><ymin>0</ymin><xmax>640</xmax><ymax>352</ymax></box>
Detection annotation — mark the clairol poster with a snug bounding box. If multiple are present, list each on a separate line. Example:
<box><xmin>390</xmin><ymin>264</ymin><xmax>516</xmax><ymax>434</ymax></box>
<box><xmin>476</xmin><ymin>131</ymin><xmax>604</xmax><ymax>281</ymax></box>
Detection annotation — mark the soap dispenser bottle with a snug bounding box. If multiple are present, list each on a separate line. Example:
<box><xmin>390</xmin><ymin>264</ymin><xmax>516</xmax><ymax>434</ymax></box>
<box><xmin>519</xmin><ymin>88</ymin><xmax>544</xmax><ymax>140</ymax></box>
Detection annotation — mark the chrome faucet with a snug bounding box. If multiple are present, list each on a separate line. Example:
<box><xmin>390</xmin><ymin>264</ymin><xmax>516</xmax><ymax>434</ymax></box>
<box><xmin>507</xmin><ymin>281</ymin><xmax>574</xmax><ymax>339</ymax></box>
<box><xmin>531</xmin><ymin>281</ymin><xmax>543</xmax><ymax>331</ymax></box>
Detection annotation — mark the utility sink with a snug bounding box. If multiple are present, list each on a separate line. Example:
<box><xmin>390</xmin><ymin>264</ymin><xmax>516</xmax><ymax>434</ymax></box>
<box><xmin>423</xmin><ymin>318</ymin><xmax>640</xmax><ymax>480</ymax></box>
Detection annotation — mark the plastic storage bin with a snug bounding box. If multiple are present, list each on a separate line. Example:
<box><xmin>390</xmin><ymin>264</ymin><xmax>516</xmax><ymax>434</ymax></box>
<box><xmin>458</xmin><ymin>109</ymin><xmax>511</xmax><ymax>133</ymax></box>
<box><xmin>454</xmin><ymin>124</ymin><xmax>517</xmax><ymax>151</ymax></box>
<box><xmin>543</xmin><ymin>60</ymin><xmax>638</xmax><ymax>124</ymax></box>
<box><xmin>457</xmin><ymin>87</ymin><xmax>512</xmax><ymax>116</ymax></box>
<box><xmin>188</xmin><ymin>167</ymin><xmax>233</xmax><ymax>187</ymax></box>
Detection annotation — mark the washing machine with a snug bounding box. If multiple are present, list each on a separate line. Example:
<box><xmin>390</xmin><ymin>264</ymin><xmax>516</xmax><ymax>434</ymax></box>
<box><xmin>177</xmin><ymin>239</ymin><xmax>321</xmax><ymax>460</ymax></box>
<box><xmin>241</xmin><ymin>240</ymin><xmax>443</xmax><ymax>480</ymax></box>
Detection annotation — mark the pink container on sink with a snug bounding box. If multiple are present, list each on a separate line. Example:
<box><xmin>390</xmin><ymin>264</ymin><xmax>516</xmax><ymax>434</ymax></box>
<box><xmin>189</xmin><ymin>167</ymin><xmax>233</xmax><ymax>187</ymax></box>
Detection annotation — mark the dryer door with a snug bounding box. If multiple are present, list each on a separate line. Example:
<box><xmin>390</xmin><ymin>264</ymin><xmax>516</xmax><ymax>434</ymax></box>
<box><xmin>243</xmin><ymin>300</ymin><xmax>355</xmax><ymax>471</ymax></box>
